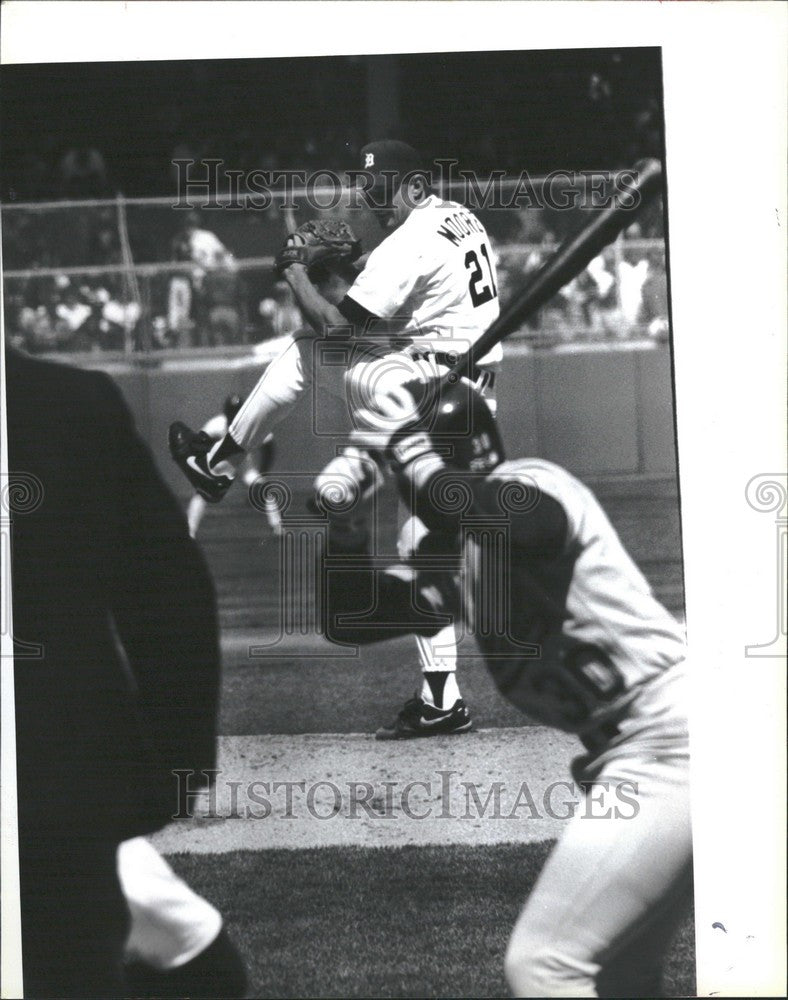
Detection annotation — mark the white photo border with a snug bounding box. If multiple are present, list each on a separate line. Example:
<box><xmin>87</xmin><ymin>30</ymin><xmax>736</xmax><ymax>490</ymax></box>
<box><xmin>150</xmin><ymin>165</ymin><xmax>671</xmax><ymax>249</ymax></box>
<box><xmin>2</xmin><ymin>3</ymin><xmax>786</xmax><ymax>996</ymax></box>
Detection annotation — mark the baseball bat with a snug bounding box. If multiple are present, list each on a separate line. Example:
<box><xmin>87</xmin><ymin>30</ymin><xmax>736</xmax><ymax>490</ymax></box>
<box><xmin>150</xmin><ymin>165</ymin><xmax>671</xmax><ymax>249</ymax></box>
<box><xmin>451</xmin><ymin>158</ymin><xmax>664</xmax><ymax>381</ymax></box>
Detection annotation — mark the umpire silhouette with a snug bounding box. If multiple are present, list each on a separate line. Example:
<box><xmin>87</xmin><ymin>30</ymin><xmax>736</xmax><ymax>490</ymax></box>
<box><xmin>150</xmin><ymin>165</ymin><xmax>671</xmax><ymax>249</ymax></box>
<box><xmin>5</xmin><ymin>346</ymin><xmax>223</xmax><ymax>998</ymax></box>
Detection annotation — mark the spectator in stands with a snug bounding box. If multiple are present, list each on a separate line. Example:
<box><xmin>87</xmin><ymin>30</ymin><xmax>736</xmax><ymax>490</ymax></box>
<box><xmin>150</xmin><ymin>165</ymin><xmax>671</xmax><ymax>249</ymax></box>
<box><xmin>171</xmin><ymin>211</ymin><xmax>238</xmax><ymax>346</ymax></box>
<box><xmin>15</xmin><ymin>305</ymin><xmax>58</xmax><ymax>354</ymax></box>
<box><xmin>258</xmin><ymin>280</ymin><xmax>302</xmax><ymax>341</ymax></box>
<box><xmin>618</xmin><ymin>255</ymin><xmax>650</xmax><ymax>333</ymax></box>
<box><xmin>166</xmin><ymin>272</ymin><xmax>195</xmax><ymax>347</ymax></box>
<box><xmin>559</xmin><ymin>272</ymin><xmax>601</xmax><ymax>341</ymax></box>
<box><xmin>587</xmin><ymin>249</ymin><xmax>628</xmax><ymax>340</ymax></box>
<box><xmin>204</xmin><ymin>268</ymin><xmax>245</xmax><ymax>345</ymax></box>
<box><xmin>88</xmin><ymin>210</ymin><xmax>122</xmax><ymax>266</ymax></box>
<box><xmin>586</xmin><ymin>251</ymin><xmax>617</xmax><ymax>309</ymax></box>
<box><xmin>172</xmin><ymin>210</ymin><xmax>235</xmax><ymax>272</ymax></box>
<box><xmin>641</xmin><ymin>248</ymin><xmax>670</xmax><ymax>341</ymax></box>
<box><xmin>3</xmin><ymin>287</ymin><xmax>27</xmax><ymax>349</ymax></box>
<box><xmin>87</xmin><ymin>286</ymin><xmax>142</xmax><ymax>352</ymax></box>
<box><xmin>524</xmin><ymin>228</ymin><xmax>556</xmax><ymax>273</ymax></box>
<box><xmin>53</xmin><ymin>278</ymin><xmax>95</xmax><ymax>352</ymax></box>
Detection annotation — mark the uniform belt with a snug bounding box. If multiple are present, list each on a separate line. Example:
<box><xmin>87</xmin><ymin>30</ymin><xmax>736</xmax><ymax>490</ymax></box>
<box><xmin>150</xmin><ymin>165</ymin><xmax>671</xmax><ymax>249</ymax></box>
<box><xmin>408</xmin><ymin>349</ymin><xmax>495</xmax><ymax>387</ymax></box>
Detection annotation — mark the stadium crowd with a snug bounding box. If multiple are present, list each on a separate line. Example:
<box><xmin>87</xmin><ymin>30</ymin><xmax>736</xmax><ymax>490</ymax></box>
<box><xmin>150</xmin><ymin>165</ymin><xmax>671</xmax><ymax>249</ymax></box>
<box><xmin>3</xmin><ymin>212</ymin><xmax>668</xmax><ymax>355</ymax></box>
<box><xmin>2</xmin><ymin>50</ymin><xmax>668</xmax><ymax>353</ymax></box>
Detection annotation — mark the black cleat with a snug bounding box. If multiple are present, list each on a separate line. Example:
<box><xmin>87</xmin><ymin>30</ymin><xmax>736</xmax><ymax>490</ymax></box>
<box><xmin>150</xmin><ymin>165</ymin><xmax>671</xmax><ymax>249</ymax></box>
<box><xmin>375</xmin><ymin>694</ymin><xmax>473</xmax><ymax>740</ymax></box>
<box><xmin>168</xmin><ymin>422</ymin><xmax>234</xmax><ymax>503</ymax></box>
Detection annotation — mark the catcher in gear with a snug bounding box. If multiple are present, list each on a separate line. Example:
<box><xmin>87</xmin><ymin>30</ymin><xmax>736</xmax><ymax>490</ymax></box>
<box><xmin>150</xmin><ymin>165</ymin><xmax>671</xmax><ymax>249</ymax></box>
<box><xmin>168</xmin><ymin>139</ymin><xmax>502</xmax><ymax>738</ymax></box>
<box><xmin>319</xmin><ymin>377</ymin><xmax>691</xmax><ymax>998</ymax></box>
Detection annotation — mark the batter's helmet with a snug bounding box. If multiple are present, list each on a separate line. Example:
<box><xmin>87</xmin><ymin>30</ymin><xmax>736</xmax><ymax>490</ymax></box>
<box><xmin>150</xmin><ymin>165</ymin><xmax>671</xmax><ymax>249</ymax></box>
<box><xmin>223</xmin><ymin>394</ymin><xmax>244</xmax><ymax>422</ymax></box>
<box><xmin>379</xmin><ymin>377</ymin><xmax>505</xmax><ymax>475</ymax></box>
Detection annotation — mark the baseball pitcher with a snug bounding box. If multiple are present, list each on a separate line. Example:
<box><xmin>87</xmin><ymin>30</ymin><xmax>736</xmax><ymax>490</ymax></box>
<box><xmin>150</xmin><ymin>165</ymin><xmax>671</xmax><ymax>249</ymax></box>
<box><xmin>170</xmin><ymin>140</ymin><xmax>503</xmax><ymax>736</ymax></box>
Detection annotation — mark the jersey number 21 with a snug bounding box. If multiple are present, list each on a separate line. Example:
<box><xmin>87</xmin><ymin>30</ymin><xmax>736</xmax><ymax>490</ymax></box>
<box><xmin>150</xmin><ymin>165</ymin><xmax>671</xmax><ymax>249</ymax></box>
<box><xmin>465</xmin><ymin>243</ymin><xmax>498</xmax><ymax>307</ymax></box>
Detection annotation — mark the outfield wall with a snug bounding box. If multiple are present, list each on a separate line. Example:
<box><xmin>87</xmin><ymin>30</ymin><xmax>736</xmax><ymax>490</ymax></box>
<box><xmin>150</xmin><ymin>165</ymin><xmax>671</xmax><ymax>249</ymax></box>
<box><xmin>90</xmin><ymin>341</ymin><xmax>677</xmax><ymax>497</ymax></box>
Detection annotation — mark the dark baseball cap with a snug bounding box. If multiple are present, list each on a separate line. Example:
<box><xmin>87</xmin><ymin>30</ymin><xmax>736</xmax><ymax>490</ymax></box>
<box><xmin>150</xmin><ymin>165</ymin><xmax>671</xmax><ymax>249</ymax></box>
<box><xmin>358</xmin><ymin>140</ymin><xmax>425</xmax><ymax>177</ymax></box>
<box><xmin>352</xmin><ymin>140</ymin><xmax>430</xmax><ymax>203</ymax></box>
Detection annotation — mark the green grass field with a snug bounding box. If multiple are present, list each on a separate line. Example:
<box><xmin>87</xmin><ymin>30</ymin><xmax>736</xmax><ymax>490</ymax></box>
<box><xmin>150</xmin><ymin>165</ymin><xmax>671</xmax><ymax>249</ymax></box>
<box><xmin>171</xmin><ymin>843</ymin><xmax>695</xmax><ymax>998</ymax></box>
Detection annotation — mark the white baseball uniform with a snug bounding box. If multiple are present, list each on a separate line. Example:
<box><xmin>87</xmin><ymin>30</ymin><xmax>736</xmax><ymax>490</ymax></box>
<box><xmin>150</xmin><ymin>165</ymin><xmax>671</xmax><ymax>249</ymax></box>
<box><xmin>225</xmin><ymin>195</ymin><xmax>502</xmax><ymax>685</ymax></box>
<box><xmin>226</xmin><ymin>194</ymin><xmax>501</xmax><ymax>454</ymax></box>
<box><xmin>343</xmin><ymin>194</ymin><xmax>502</xmax><ymax>361</ymax></box>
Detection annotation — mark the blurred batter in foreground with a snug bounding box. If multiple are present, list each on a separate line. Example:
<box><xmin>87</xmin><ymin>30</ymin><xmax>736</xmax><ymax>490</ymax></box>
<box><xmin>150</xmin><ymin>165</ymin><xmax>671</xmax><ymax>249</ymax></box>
<box><xmin>317</xmin><ymin>377</ymin><xmax>691</xmax><ymax>998</ymax></box>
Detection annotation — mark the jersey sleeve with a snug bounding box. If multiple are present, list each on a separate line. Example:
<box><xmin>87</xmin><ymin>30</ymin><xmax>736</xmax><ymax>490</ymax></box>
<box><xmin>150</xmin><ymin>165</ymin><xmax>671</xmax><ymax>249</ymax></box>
<box><xmin>475</xmin><ymin>477</ymin><xmax>569</xmax><ymax>558</ymax></box>
<box><xmin>346</xmin><ymin>231</ymin><xmax>429</xmax><ymax>319</ymax></box>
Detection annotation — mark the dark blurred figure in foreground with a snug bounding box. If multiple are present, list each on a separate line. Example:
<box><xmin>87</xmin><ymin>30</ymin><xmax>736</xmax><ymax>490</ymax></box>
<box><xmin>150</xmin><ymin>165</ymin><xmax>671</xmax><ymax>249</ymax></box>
<box><xmin>4</xmin><ymin>346</ymin><xmax>244</xmax><ymax>998</ymax></box>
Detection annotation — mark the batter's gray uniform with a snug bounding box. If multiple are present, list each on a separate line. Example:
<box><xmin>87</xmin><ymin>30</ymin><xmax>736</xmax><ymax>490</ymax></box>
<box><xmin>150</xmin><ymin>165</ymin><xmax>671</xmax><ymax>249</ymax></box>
<box><xmin>468</xmin><ymin>459</ymin><xmax>690</xmax><ymax>997</ymax></box>
<box><xmin>324</xmin><ymin>456</ymin><xmax>691</xmax><ymax>996</ymax></box>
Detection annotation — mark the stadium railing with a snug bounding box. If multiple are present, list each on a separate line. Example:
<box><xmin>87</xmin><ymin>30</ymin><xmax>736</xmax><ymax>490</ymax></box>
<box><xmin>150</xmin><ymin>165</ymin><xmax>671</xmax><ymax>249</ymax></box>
<box><xmin>1</xmin><ymin>176</ymin><xmax>668</xmax><ymax>358</ymax></box>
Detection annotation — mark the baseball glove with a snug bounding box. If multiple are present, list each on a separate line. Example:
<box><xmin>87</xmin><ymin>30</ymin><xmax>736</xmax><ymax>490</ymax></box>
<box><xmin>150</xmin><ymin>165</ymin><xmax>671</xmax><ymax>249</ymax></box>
<box><xmin>275</xmin><ymin>219</ymin><xmax>362</xmax><ymax>277</ymax></box>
